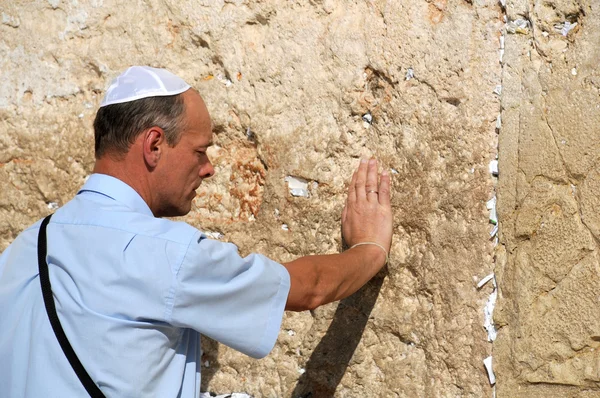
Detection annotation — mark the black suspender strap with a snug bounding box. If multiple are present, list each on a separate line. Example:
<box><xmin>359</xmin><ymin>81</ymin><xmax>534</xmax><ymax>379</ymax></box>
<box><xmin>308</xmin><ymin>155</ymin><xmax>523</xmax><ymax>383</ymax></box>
<box><xmin>37</xmin><ymin>214</ymin><xmax>106</xmax><ymax>398</ymax></box>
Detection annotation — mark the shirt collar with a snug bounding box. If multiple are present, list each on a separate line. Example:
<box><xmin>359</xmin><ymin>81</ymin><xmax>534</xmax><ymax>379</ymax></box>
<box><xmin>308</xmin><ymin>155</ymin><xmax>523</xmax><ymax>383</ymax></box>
<box><xmin>77</xmin><ymin>173</ymin><xmax>154</xmax><ymax>217</ymax></box>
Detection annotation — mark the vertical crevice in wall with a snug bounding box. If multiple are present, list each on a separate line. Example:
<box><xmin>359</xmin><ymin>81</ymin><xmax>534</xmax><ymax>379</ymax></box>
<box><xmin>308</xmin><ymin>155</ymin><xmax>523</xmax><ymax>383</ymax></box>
<box><xmin>479</xmin><ymin>1</ymin><xmax>508</xmax><ymax>395</ymax></box>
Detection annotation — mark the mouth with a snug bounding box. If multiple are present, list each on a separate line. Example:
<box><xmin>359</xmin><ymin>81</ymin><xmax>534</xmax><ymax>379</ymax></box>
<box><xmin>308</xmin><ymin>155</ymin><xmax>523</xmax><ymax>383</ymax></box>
<box><xmin>190</xmin><ymin>182</ymin><xmax>201</xmax><ymax>198</ymax></box>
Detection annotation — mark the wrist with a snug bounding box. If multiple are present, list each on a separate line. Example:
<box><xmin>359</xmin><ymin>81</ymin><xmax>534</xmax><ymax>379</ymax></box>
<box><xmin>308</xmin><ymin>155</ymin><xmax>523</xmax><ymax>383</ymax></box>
<box><xmin>348</xmin><ymin>241</ymin><xmax>388</xmax><ymax>266</ymax></box>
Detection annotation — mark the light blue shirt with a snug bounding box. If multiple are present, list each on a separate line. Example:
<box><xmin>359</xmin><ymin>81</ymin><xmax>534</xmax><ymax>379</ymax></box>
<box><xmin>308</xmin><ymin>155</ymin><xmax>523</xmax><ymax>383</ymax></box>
<box><xmin>0</xmin><ymin>174</ymin><xmax>291</xmax><ymax>397</ymax></box>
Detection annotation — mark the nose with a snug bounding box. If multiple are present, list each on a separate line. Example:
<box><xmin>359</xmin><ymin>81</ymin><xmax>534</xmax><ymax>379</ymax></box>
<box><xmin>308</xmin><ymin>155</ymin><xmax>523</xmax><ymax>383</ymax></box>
<box><xmin>200</xmin><ymin>160</ymin><xmax>215</xmax><ymax>178</ymax></box>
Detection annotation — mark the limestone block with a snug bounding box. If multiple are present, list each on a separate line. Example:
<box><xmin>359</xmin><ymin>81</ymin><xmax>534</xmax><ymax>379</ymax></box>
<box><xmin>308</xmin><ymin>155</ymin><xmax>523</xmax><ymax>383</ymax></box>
<box><xmin>1</xmin><ymin>0</ymin><xmax>502</xmax><ymax>396</ymax></box>
<box><xmin>496</xmin><ymin>0</ymin><xmax>600</xmax><ymax>396</ymax></box>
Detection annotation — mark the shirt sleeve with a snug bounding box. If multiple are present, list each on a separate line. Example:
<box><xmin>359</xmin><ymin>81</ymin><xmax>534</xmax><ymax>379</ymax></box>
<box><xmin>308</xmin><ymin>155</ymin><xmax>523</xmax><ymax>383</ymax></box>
<box><xmin>169</xmin><ymin>231</ymin><xmax>291</xmax><ymax>359</ymax></box>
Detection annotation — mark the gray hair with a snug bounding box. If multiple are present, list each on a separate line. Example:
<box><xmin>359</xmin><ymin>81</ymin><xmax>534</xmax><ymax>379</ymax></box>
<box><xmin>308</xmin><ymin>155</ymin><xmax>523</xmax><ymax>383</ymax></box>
<box><xmin>93</xmin><ymin>94</ymin><xmax>186</xmax><ymax>158</ymax></box>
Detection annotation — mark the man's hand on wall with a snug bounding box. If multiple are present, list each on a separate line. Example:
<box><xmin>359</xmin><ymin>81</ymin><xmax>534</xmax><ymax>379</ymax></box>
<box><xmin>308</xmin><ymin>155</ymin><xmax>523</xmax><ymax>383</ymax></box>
<box><xmin>342</xmin><ymin>158</ymin><xmax>392</xmax><ymax>265</ymax></box>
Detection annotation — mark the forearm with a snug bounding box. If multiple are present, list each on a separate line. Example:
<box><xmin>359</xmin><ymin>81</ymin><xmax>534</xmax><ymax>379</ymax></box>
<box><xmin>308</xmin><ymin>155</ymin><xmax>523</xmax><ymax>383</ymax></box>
<box><xmin>283</xmin><ymin>244</ymin><xmax>386</xmax><ymax>311</ymax></box>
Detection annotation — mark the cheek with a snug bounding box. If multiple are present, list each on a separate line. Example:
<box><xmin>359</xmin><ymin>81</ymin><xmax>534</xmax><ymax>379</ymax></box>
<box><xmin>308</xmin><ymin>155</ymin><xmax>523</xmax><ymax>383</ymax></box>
<box><xmin>181</xmin><ymin>155</ymin><xmax>198</xmax><ymax>178</ymax></box>
<box><xmin>189</xmin><ymin>160</ymin><xmax>204</xmax><ymax>183</ymax></box>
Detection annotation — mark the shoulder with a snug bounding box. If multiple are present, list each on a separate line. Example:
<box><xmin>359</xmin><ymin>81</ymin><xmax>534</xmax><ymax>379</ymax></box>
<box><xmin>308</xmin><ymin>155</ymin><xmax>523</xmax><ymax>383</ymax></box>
<box><xmin>49</xmin><ymin>196</ymin><xmax>203</xmax><ymax>247</ymax></box>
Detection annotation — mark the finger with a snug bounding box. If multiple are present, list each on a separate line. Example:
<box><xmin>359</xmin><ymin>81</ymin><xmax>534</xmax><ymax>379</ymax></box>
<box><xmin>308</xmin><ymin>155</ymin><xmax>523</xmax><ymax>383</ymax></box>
<box><xmin>378</xmin><ymin>169</ymin><xmax>391</xmax><ymax>207</ymax></box>
<box><xmin>365</xmin><ymin>158</ymin><xmax>379</xmax><ymax>202</ymax></box>
<box><xmin>354</xmin><ymin>158</ymin><xmax>368</xmax><ymax>201</ymax></box>
<box><xmin>342</xmin><ymin>203</ymin><xmax>348</xmax><ymax>223</ymax></box>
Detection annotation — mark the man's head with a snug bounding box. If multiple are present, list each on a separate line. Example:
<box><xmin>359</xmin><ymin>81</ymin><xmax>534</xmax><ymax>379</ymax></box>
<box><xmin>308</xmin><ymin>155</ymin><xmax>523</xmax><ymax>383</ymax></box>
<box><xmin>93</xmin><ymin>66</ymin><xmax>215</xmax><ymax>217</ymax></box>
<box><xmin>93</xmin><ymin>94</ymin><xmax>186</xmax><ymax>158</ymax></box>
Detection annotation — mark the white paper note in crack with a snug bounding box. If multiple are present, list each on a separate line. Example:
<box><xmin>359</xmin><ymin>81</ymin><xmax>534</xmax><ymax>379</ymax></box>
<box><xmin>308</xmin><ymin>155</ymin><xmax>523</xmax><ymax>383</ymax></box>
<box><xmin>486</xmin><ymin>196</ymin><xmax>498</xmax><ymax>225</ymax></box>
<box><xmin>484</xmin><ymin>287</ymin><xmax>498</xmax><ymax>341</ymax></box>
<box><xmin>285</xmin><ymin>176</ymin><xmax>310</xmax><ymax>197</ymax></box>
<box><xmin>477</xmin><ymin>273</ymin><xmax>494</xmax><ymax>289</ymax></box>
<box><xmin>483</xmin><ymin>356</ymin><xmax>496</xmax><ymax>385</ymax></box>
<box><xmin>488</xmin><ymin>160</ymin><xmax>499</xmax><ymax>176</ymax></box>
<box><xmin>478</xmin><ymin>273</ymin><xmax>498</xmax><ymax>342</ymax></box>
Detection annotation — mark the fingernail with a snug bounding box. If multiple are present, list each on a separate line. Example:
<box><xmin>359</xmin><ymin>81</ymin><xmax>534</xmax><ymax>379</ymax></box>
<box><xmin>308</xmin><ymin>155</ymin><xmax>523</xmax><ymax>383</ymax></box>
<box><xmin>361</xmin><ymin>158</ymin><xmax>368</xmax><ymax>164</ymax></box>
<box><xmin>369</xmin><ymin>159</ymin><xmax>376</xmax><ymax>165</ymax></box>
<box><xmin>382</xmin><ymin>170</ymin><xmax>389</xmax><ymax>176</ymax></box>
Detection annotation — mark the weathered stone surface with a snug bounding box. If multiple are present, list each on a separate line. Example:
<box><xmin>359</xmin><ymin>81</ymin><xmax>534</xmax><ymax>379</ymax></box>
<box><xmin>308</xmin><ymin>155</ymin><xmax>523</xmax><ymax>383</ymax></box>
<box><xmin>1</xmin><ymin>0</ymin><xmax>502</xmax><ymax>396</ymax></box>
<box><xmin>496</xmin><ymin>0</ymin><xmax>600</xmax><ymax>395</ymax></box>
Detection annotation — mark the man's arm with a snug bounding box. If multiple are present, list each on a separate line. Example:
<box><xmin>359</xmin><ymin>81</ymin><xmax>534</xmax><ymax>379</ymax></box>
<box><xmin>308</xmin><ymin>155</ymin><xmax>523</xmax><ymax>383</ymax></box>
<box><xmin>283</xmin><ymin>158</ymin><xmax>393</xmax><ymax>311</ymax></box>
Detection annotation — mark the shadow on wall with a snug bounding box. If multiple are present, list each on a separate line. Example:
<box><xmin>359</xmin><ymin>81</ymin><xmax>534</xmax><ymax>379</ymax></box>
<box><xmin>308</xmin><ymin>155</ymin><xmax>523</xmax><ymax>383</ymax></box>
<box><xmin>291</xmin><ymin>271</ymin><xmax>387</xmax><ymax>398</ymax></box>
<box><xmin>201</xmin><ymin>336</ymin><xmax>220</xmax><ymax>392</ymax></box>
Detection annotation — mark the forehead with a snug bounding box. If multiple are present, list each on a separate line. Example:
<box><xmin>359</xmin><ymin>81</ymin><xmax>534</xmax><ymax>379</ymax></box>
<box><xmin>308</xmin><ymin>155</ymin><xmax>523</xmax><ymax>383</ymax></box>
<box><xmin>180</xmin><ymin>89</ymin><xmax>213</xmax><ymax>144</ymax></box>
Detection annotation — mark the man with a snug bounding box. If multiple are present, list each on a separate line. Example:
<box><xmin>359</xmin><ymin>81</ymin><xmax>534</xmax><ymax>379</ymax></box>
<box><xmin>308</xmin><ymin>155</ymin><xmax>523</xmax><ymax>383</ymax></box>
<box><xmin>0</xmin><ymin>66</ymin><xmax>392</xmax><ymax>397</ymax></box>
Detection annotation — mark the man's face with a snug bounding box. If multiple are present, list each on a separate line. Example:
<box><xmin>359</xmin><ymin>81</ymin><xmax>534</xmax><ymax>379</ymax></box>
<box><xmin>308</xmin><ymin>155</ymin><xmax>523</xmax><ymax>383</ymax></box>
<box><xmin>154</xmin><ymin>89</ymin><xmax>215</xmax><ymax>217</ymax></box>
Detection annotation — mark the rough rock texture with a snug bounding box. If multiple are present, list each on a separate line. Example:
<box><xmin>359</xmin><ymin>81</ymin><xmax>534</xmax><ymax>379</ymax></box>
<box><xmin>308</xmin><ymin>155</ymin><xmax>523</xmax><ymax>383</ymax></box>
<box><xmin>495</xmin><ymin>0</ymin><xmax>600</xmax><ymax>396</ymax></box>
<box><xmin>1</xmin><ymin>1</ymin><xmax>502</xmax><ymax>396</ymax></box>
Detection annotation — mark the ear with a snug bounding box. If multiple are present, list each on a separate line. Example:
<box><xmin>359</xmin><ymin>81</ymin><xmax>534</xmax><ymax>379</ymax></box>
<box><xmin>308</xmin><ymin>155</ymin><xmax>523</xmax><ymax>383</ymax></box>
<box><xmin>142</xmin><ymin>127</ymin><xmax>165</xmax><ymax>168</ymax></box>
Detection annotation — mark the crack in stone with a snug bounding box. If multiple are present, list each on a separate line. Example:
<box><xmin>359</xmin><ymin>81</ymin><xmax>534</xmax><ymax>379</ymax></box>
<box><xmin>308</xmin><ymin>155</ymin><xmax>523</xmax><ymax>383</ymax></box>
<box><xmin>414</xmin><ymin>77</ymin><xmax>440</xmax><ymax>102</ymax></box>
<box><xmin>539</xmin><ymin>94</ymin><xmax>600</xmax><ymax>257</ymax></box>
<box><xmin>541</xmin><ymin>79</ymin><xmax>576</xmax><ymax>185</ymax></box>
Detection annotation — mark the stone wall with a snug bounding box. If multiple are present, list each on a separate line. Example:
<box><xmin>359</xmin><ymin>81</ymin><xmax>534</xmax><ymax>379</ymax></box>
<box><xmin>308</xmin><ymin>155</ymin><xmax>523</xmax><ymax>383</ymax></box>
<box><xmin>495</xmin><ymin>0</ymin><xmax>600</xmax><ymax>396</ymax></box>
<box><xmin>1</xmin><ymin>0</ymin><xmax>503</xmax><ymax>396</ymax></box>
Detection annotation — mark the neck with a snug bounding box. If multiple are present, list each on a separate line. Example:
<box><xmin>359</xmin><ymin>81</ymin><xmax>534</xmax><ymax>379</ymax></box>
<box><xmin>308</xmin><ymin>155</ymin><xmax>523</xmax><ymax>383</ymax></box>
<box><xmin>93</xmin><ymin>153</ymin><xmax>155</xmax><ymax>214</ymax></box>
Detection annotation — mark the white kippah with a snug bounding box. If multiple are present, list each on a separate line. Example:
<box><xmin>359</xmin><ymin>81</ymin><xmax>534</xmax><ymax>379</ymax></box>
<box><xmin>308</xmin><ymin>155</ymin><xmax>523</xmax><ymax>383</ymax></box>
<box><xmin>100</xmin><ymin>66</ymin><xmax>191</xmax><ymax>107</ymax></box>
